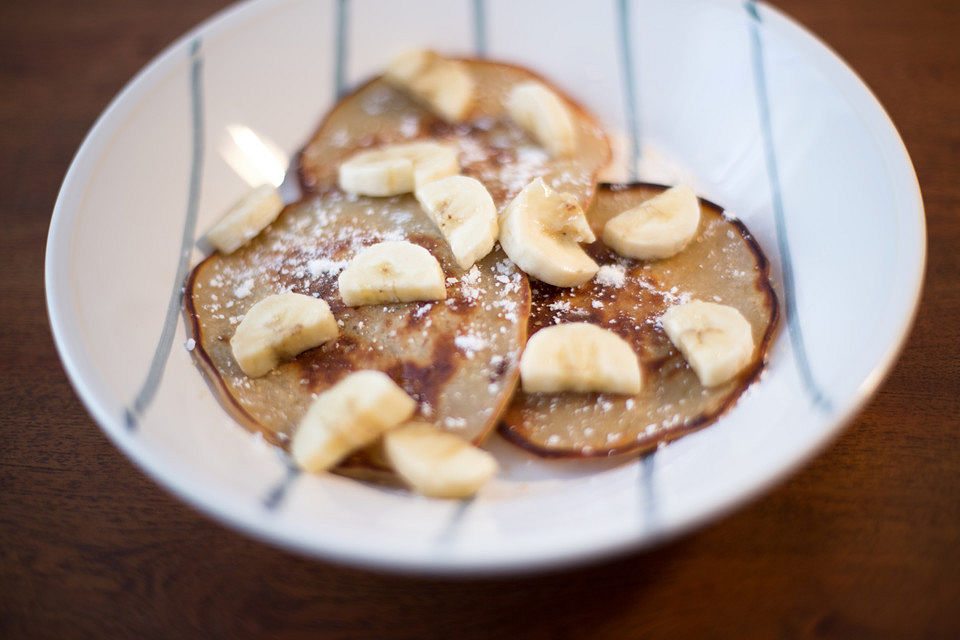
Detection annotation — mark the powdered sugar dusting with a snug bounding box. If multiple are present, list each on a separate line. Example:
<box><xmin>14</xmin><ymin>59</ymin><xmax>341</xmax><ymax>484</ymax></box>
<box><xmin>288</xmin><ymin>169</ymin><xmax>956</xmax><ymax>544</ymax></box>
<box><xmin>307</xmin><ymin>257</ymin><xmax>346</xmax><ymax>278</ymax></box>
<box><xmin>458</xmin><ymin>265</ymin><xmax>483</xmax><ymax>301</ymax></box>
<box><xmin>595</xmin><ymin>264</ymin><xmax>626</xmax><ymax>287</ymax></box>
<box><xmin>454</xmin><ymin>332</ymin><xmax>488</xmax><ymax>359</ymax></box>
<box><xmin>233</xmin><ymin>278</ymin><xmax>254</xmax><ymax>299</ymax></box>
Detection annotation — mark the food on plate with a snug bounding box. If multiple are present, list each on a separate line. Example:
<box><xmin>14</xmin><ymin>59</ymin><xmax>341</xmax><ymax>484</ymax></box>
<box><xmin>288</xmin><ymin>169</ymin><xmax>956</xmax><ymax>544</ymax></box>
<box><xmin>298</xmin><ymin>54</ymin><xmax>611</xmax><ymax>216</ymax></box>
<box><xmin>337</xmin><ymin>240</ymin><xmax>447</xmax><ymax>306</ymax></box>
<box><xmin>185</xmin><ymin>50</ymin><xmax>778</xmax><ymax>497</ymax></box>
<box><xmin>519</xmin><ymin>323</ymin><xmax>642</xmax><ymax>395</ymax></box>
<box><xmin>186</xmin><ymin>191</ymin><xmax>530</xmax><ymax>455</ymax></box>
<box><xmin>230</xmin><ymin>292</ymin><xmax>338</xmax><ymax>377</ymax></box>
<box><xmin>414</xmin><ymin>175</ymin><xmax>498</xmax><ymax>270</ymax></box>
<box><xmin>661</xmin><ymin>300</ymin><xmax>756</xmax><ymax>387</ymax></box>
<box><xmin>291</xmin><ymin>370</ymin><xmax>417</xmax><ymax>472</ymax></box>
<box><xmin>205</xmin><ymin>184</ymin><xmax>283</xmax><ymax>254</ymax></box>
<box><xmin>602</xmin><ymin>184</ymin><xmax>700</xmax><ymax>260</ymax></box>
<box><xmin>505</xmin><ymin>81</ymin><xmax>578</xmax><ymax>157</ymax></box>
<box><xmin>338</xmin><ymin>140</ymin><xmax>459</xmax><ymax>196</ymax></box>
<box><xmin>499</xmin><ymin>183</ymin><xmax>778</xmax><ymax>457</ymax></box>
<box><xmin>383</xmin><ymin>422</ymin><xmax>498</xmax><ymax>498</ymax></box>
<box><xmin>384</xmin><ymin>49</ymin><xmax>475</xmax><ymax>122</ymax></box>
<box><xmin>498</xmin><ymin>177</ymin><xmax>598</xmax><ymax>287</ymax></box>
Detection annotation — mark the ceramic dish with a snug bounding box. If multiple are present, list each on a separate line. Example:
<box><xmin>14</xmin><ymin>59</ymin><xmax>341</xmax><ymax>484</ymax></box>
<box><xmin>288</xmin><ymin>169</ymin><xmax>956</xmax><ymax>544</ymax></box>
<box><xmin>45</xmin><ymin>0</ymin><xmax>924</xmax><ymax>574</ymax></box>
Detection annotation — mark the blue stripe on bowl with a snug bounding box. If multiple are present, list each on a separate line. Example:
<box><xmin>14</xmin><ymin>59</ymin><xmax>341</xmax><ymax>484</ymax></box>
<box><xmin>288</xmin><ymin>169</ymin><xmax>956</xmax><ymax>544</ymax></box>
<box><xmin>335</xmin><ymin>0</ymin><xmax>349</xmax><ymax>96</ymax></box>
<box><xmin>263</xmin><ymin>459</ymin><xmax>301</xmax><ymax>511</ymax></box>
<box><xmin>473</xmin><ymin>0</ymin><xmax>487</xmax><ymax>56</ymax></box>
<box><xmin>746</xmin><ymin>1</ymin><xmax>831</xmax><ymax>411</ymax></box>
<box><xmin>125</xmin><ymin>37</ymin><xmax>206</xmax><ymax>431</ymax></box>
<box><xmin>617</xmin><ymin>0</ymin><xmax>641</xmax><ymax>177</ymax></box>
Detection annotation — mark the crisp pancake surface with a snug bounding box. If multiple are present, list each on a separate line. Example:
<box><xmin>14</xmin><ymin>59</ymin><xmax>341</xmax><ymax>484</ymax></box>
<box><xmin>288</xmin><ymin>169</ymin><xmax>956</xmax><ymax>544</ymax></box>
<box><xmin>298</xmin><ymin>58</ymin><xmax>611</xmax><ymax>213</ymax></box>
<box><xmin>499</xmin><ymin>184</ymin><xmax>779</xmax><ymax>457</ymax></box>
<box><xmin>186</xmin><ymin>193</ymin><xmax>530</xmax><ymax>448</ymax></box>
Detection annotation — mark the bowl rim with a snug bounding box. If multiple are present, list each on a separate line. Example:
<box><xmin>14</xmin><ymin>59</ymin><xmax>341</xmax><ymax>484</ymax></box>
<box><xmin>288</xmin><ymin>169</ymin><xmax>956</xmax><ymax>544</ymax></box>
<box><xmin>45</xmin><ymin>0</ymin><xmax>926</xmax><ymax>575</ymax></box>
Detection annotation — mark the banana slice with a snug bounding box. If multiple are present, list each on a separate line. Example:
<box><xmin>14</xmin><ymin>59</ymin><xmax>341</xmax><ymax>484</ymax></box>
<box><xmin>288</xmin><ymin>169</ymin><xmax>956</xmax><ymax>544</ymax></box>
<box><xmin>384</xmin><ymin>49</ymin><xmax>475</xmax><ymax>122</ymax></box>
<box><xmin>499</xmin><ymin>178</ymin><xmax>599</xmax><ymax>287</ymax></box>
<box><xmin>506</xmin><ymin>81</ymin><xmax>578</xmax><ymax>157</ymax></box>
<box><xmin>520</xmin><ymin>323</ymin><xmax>641</xmax><ymax>394</ymax></box>
<box><xmin>661</xmin><ymin>300</ymin><xmax>755</xmax><ymax>387</ymax></box>
<box><xmin>230</xmin><ymin>292</ymin><xmax>338</xmax><ymax>377</ymax></box>
<box><xmin>291</xmin><ymin>371</ymin><xmax>417</xmax><ymax>473</ymax></box>
<box><xmin>205</xmin><ymin>184</ymin><xmax>283</xmax><ymax>254</ymax></box>
<box><xmin>383</xmin><ymin>422</ymin><xmax>498</xmax><ymax>498</ymax></box>
<box><xmin>414</xmin><ymin>175</ymin><xmax>499</xmax><ymax>270</ymax></box>
<box><xmin>603</xmin><ymin>185</ymin><xmax>701</xmax><ymax>260</ymax></box>
<box><xmin>338</xmin><ymin>141</ymin><xmax>459</xmax><ymax>197</ymax></box>
<box><xmin>338</xmin><ymin>240</ymin><xmax>446</xmax><ymax>306</ymax></box>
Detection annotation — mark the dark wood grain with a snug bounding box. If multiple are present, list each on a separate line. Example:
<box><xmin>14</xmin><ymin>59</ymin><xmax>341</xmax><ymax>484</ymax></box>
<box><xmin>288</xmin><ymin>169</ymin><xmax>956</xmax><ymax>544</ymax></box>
<box><xmin>1</xmin><ymin>0</ymin><xmax>958</xmax><ymax>637</ymax></box>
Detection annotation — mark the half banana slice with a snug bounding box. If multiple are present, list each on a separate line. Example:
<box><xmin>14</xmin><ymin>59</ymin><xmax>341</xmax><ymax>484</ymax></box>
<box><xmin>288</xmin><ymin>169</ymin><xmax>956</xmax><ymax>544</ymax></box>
<box><xmin>338</xmin><ymin>141</ymin><xmax>459</xmax><ymax>197</ymax></box>
<box><xmin>499</xmin><ymin>178</ymin><xmax>598</xmax><ymax>287</ymax></box>
<box><xmin>291</xmin><ymin>371</ymin><xmax>417</xmax><ymax>473</ymax></box>
<box><xmin>383</xmin><ymin>422</ymin><xmax>498</xmax><ymax>498</ymax></box>
<box><xmin>385</xmin><ymin>49</ymin><xmax>475</xmax><ymax>122</ymax></box>
<box><xmin>520</xmin><ymin>323</ymin><xmax>642</xmax><ymax>394</ymax></box>
<box><xmin>506</xmin><ymin>81</ymin><xmax>578</xmax><ymax>157</ymax></box>
<box><xmin>205</xmin><ymin>184</ymin><xmax>283</xmax><ymax>254</ymax></box>
<box><xmin>603</xmin><ymin>185</ymin><xmax>701</xmax><ymax>260</ymax></box>
<box><xmin>338</xmin><ymin>241</ymin><xmax>446</xmax><ymax>306</ymax></box>
<box><xmin>230</xmin><ymin>292</ymin><xmax>338</xmax><ymax>377</ymax></box>
<box><xmin>661</xmin><ymin>300</ymin><xmax>755</xmax><ymax>387</ymax></box>
<box><xmin>414</xmin><ymin>175</ymin><xmax>499</xmax><ymax>270</ymax></box>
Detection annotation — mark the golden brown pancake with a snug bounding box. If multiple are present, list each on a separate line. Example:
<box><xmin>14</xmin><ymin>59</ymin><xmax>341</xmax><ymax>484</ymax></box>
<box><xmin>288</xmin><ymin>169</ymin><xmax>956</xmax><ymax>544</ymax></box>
<box><xmin>298</xmin><ymin>58</ymin><xmax>612</xmax><ymax>214</ymax></box>
<box><xmin>185</xmin><ymin>193</ymin><xmax>530</xmax><ymax>451</ymax></box>
<box><xmin>499</xmin><ymin>183</ymin><xmax>779</xmax><ymax>458</ymax></box>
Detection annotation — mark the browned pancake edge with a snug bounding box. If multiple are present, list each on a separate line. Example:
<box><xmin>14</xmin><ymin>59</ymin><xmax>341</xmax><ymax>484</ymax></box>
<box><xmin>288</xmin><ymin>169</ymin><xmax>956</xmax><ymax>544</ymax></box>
<box><xmin>497</xmin><ymin>182</ymin><xmax>780</xmax><ymax>459</ymax></box>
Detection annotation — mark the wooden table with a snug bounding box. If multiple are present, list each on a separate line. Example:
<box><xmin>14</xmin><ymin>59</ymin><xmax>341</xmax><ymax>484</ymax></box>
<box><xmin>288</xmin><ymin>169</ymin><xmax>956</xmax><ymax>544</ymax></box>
<box><xmin>2</xmin><ymin>0</ymin><xmax>957</xmax><ymax>637</ymax></box>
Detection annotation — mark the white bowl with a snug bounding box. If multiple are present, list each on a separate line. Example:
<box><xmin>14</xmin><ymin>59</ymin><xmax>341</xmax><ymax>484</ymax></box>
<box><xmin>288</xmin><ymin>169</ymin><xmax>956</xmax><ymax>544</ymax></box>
<box><xmin>46</xmin><ymin>0</ymin><xmax>924</xmax><ymax>574</ymax></box>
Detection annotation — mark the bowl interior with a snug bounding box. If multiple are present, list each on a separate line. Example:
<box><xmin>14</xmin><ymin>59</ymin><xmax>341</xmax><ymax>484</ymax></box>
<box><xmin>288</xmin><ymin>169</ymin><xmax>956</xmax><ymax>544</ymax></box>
<box><xmin>46</xmin><ymin>0</ymin><xmax>924</xmax><ymax>573</ymax></box>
